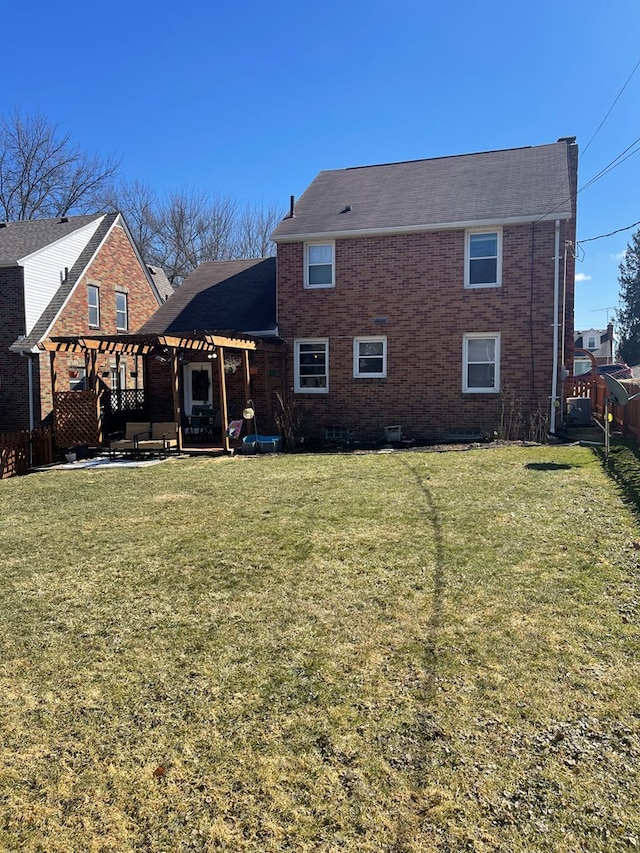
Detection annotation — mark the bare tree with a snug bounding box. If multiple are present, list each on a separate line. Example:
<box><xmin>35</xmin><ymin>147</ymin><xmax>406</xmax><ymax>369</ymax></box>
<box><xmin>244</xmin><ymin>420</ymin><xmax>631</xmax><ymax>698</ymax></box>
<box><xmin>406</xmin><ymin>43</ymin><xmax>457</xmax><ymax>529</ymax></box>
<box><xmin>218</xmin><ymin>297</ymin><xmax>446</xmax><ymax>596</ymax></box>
<box><xmin>107</xmin><ymin>179</ymin><xmax>159</xmax><ymax>260</ymax></box>
<box><xmin>111</xmin><ymin>180</ymin><xmax>285</xmax><ymax>283</ymax></box>
<box><xmin>0</xmin><ymin>110</ymin><xmax>119</xmax><ymax>221</ymax></box>
<box><xmin>233</xmin><ymin>202</ymin><xmax>282</xmax><ymax>258</ymax></box>
<box><xmin>151</xmin><ymin>189</ymin><xmax>237</xmax><ymax>284</ymax></box>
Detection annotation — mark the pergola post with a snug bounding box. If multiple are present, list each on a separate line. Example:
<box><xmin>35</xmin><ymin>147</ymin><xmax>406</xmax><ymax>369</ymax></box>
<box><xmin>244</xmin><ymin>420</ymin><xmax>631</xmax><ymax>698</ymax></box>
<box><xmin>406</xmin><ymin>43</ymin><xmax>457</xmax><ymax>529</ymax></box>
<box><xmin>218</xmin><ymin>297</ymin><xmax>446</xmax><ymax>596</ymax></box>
<box><xmin>217</xmin><ymin>346</ymin><xmax>231</xmax><ymax>453</ymax></box>
<box><xmin>170</xmin><ymin>348</ymin><xmax>182</xmax><ymax>451</ymax></box>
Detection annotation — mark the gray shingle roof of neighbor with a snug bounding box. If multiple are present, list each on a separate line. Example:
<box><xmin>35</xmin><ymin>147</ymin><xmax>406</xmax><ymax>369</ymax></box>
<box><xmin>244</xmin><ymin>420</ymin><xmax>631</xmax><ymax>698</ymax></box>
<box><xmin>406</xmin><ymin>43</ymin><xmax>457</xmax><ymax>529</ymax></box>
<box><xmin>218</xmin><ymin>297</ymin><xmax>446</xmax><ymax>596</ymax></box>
<box><xmin>271</xmin><ymin>141</ymin><xmax>575</xmax><ymax>241</ymax></box>
<box><xmin>0</xmin><ymin>213</ymin><xmax>105</xmax><ymax>265</ymax></box>
<box><xmin>147</xmin><ymin>265</ymin><xmax>175</xmax><ymax>302</ymax></box>
<box><xmin>138</xmin><ymin>257</ymin><xmax>277</xmax><ymax>336</ymax></box>
<box><xmin>11</xmin><ymin>213</ymin><xmax>119</xmax><ymax>350</ymax></box>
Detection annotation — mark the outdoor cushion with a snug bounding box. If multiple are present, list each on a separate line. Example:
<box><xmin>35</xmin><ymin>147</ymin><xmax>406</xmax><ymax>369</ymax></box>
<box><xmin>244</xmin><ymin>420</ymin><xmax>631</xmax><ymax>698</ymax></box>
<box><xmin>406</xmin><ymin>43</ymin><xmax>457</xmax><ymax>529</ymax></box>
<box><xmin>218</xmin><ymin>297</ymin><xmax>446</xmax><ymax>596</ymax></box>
<box><xmin>137</xmin><ymin>422</ymin><xmax>178</xmax><ymax>455</ymax></box>
<box><xmin>109</xmin><ymin>422</ymin><xmax>151</xmax><ymax>455</ymax></box>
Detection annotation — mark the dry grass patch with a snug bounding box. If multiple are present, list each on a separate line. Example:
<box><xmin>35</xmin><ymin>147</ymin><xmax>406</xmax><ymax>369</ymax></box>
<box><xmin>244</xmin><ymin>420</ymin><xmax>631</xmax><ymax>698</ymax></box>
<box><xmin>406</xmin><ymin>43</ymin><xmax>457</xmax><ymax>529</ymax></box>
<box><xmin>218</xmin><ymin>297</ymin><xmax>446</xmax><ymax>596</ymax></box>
<box><xmin>0</xmin><ymin>446</ymin><xmax>638</xmax><ymax>852</ymax></box>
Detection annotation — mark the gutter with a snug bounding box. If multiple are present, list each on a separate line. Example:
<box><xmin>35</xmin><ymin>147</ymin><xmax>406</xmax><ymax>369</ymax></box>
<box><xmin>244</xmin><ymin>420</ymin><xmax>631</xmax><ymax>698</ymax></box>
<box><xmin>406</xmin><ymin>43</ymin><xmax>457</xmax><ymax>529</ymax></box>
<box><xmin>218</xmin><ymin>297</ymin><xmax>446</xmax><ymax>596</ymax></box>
<box><xmin>550</xmin><ymin>219</ymin><xmax>561</xmax><ymax>434</ymax></box>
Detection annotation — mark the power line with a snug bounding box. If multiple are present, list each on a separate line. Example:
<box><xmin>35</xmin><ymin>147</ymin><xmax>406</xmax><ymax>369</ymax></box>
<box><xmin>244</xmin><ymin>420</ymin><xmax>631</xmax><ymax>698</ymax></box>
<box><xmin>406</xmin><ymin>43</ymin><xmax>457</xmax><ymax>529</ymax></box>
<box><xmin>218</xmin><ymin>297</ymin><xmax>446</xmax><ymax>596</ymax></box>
<box><xmin>578</xmin><ymin>219</ymin><xmax>640</xmax><ymax>245</ymax></box>
<box><xmin>580</xmin><ymin>58</ymin><xmax>640</xmax><ymax>160</ymax></box>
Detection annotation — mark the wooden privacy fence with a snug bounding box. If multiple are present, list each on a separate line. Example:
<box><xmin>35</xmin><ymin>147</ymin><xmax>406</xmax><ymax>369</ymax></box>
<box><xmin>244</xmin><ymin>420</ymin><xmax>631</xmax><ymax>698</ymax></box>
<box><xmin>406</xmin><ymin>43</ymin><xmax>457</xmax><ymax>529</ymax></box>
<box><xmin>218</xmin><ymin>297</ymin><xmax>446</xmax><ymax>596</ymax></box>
<box><xmin>570</xmin><ymin>376</ymin><xmax>640</xmax><ymax>442</ymax></box>
<box><xmin>0</xmin><ymin>427</ymin><xmax>53</xmax><ymax>479</ymax></box>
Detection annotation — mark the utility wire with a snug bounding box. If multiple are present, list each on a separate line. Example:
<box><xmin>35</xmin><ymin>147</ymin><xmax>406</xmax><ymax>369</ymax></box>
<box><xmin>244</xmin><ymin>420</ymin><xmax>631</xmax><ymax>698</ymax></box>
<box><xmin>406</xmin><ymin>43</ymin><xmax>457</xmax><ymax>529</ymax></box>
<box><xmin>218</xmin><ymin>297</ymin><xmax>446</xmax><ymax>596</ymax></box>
<box><xmin>578</xmin><ymin>218</ymin><xmax>640</xmax><ymax>245</ymax></box>
<box><xmin>580</xmin><ymin>57</ymin><xmax>640</xmax><ymax>159</ymax></box>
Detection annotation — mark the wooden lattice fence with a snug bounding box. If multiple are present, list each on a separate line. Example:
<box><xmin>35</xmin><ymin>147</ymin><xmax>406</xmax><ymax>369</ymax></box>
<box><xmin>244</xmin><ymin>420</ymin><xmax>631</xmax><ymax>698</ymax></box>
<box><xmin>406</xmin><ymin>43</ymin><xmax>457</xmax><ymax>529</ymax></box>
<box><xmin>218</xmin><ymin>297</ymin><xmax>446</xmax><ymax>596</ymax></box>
<box><xmin>54</xmin><ymin>391</ymin><xmax>102</xmax><ymax>449</ymax></box>
<box><xmin>0</xmin><ymin>427</ymin><xmax>53</xmax><ymax>479</ymax></box>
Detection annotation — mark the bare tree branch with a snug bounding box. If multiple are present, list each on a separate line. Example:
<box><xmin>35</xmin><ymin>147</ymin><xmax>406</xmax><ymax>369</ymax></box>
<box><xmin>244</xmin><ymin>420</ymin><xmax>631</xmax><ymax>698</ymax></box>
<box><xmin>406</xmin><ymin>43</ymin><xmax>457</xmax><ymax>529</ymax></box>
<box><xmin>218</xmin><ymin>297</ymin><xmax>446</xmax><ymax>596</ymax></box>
<box><xmin>0</xmin><ymin>109</ymin><xmax>119</xmax><ymax>221</ymax></box>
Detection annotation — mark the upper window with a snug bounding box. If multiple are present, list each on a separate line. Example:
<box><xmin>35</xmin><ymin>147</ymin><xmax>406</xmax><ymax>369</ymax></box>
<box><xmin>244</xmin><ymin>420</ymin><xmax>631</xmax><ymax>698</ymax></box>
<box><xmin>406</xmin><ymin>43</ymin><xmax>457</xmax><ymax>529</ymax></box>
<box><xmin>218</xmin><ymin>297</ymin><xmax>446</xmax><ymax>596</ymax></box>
<box><xmin>463</xmin><ymin>333</ymin><xmax>500</xmax><ymax>393</ymax></box>
<box><xmin>586</xmin><ymin>335</ymin><xmax>597</xmax><ymax>350</ymax></box>
<box><xmin>294</xmin><ymin>339</ymin><xmax>328</xmax><ymax>393</ymax></box>
<box><xmin>354</xmin><ymin>337</ymin><xmax>387</xmax><ymax>378</ymax></box>
<box><xmin>116</xmin><ymin>291</ymin><xmax>128</xmax><ymax>331</ymax></box>
<box><xmin>465</xmin><ymin>230</ymin><xmax>502</xmax><ymax>288</ymax></box>
<box><xmin>88</xmin><ymin>285</ymin><xmax>100</xmax><ymax>327</ymax></box>
<box><xmin>305</xmin><ymin>243</ymin><xmax>334</xmax><ymax>288</ymax></box>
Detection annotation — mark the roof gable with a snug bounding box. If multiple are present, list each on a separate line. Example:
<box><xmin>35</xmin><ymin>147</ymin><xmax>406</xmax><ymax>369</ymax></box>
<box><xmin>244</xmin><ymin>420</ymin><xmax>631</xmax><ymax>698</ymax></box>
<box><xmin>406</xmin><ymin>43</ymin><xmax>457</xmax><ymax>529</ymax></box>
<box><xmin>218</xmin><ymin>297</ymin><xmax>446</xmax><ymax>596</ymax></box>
<box><xmin>272</xmin><ymin>141</ymin><xmax>575</xmax><ymax>241</ymax></box>
<box><xmin>0</xmin><ymin>214</ymin><xmax>105</xmax><ymax>265</ymax></box>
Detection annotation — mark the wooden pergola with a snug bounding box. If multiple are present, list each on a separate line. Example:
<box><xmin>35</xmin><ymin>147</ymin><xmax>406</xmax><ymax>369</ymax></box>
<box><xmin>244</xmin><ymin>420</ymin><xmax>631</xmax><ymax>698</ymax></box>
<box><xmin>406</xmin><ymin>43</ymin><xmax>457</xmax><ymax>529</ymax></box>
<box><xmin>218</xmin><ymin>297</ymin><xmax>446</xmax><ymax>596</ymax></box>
<box><xmin>41</xmin><ymin>332</ymin><xmax>284</xmax><ymax>453</ymax></box>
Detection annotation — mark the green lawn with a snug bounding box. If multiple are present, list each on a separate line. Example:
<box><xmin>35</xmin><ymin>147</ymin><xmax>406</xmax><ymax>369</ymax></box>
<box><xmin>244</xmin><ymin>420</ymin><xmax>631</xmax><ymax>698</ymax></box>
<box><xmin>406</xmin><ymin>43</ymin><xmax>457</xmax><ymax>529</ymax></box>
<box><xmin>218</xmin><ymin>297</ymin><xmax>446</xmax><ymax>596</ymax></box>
<box><xmin>0</xmin><ymin>445</ymin><xmax>638</xmax><ymax>852</ymax></box>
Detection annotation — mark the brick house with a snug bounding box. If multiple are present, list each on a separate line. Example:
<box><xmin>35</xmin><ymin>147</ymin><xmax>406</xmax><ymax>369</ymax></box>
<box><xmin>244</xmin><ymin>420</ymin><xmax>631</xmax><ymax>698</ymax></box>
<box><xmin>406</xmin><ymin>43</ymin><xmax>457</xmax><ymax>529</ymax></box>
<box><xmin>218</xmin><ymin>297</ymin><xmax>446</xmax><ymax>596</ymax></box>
<box><xmin>0</xmin><ymin>213</ymin><xmax>164</xmax><ymax>432</ymax></box>
<box><xmin>272</xmin><ymin>138</ymin><xmax>578</xmax><ymax>443</ymax></box>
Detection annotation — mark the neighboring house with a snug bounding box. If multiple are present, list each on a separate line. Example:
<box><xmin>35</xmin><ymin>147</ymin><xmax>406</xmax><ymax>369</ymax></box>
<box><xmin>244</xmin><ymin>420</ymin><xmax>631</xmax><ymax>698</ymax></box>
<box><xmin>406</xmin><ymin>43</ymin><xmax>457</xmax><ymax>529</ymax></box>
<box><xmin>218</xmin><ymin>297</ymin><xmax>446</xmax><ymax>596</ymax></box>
<box><xmin>147</xmin><ymin>265</ymin><xmax>175</xmax><ymax>302</ymax></box>
<box><xmin>574</xmin><ymin>324</ymin><xmax>614</xmax><ymax>375</ymax></box>
<box><xmin>272</xmin><ymin>138</ymin><xmax>578</xmax><ymax>442</ymax></box>
<box><xmin>0</xmin><ymin>213</ymin><xmax>164</xmax><ymax>432</ymax></box>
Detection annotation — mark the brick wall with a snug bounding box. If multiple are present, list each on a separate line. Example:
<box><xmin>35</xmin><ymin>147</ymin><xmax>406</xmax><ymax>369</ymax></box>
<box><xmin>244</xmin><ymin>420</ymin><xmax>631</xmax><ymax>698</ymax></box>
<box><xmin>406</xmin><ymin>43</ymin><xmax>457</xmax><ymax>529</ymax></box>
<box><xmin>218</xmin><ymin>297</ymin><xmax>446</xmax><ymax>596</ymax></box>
<box><xmin>0</xmin><ymin>267</ymin><xmax>30</xmax><ymax>431</ymax></box>
<box><xmin>277</xmin><ymin>219</ymin><xmax>574</xmax><ymax>442</ymax></box>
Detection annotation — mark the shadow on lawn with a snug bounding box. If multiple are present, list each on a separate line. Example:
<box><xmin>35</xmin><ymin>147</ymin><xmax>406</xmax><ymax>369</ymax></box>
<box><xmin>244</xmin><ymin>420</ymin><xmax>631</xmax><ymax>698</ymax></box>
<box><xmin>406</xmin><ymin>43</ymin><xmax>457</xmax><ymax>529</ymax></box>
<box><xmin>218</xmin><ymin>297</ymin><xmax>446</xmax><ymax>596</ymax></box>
<box><xmin>400</xmin><ymin>459</ymin><xmax>445</xmax><ymax>675</ymax></box>
<box><xmin>593</xmin><ymin>438</ymin><xmax>640</xmax><ymax>517</ymax></box>
<box><xmin>525</xmin><ymin>462</ymin><xmax>574</xmax><ymax>471</ymax></box>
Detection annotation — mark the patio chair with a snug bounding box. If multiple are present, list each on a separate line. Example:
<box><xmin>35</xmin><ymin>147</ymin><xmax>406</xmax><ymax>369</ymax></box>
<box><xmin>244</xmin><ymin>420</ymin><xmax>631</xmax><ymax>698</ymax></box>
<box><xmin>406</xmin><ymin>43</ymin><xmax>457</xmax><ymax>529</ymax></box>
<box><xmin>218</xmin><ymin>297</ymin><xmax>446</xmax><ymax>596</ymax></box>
<box><xmin>136</xmin><ymin>422</ymin><xmax>179</xmax><ymax>458</ymax></box>
<box><xmin>108</xmin><ymin>422</ymin><xmax>151</xmax><ymax>459</ymax></box>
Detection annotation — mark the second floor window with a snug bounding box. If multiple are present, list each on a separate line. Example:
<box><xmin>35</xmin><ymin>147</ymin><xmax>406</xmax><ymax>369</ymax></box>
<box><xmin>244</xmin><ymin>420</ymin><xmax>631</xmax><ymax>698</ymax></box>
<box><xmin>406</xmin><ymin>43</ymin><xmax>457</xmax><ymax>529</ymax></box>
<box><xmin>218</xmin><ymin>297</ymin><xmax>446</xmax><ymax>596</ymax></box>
<box><xmin>305</xmin><ymin>243</ymin><xmax>334</xmax><ymax>288</ymax></box>
<box><xmin>465</xmin><ymin>230</ymin><xmax>502</xmax><ymax>288</ymax></box>
<box><xmin>587</xmin><ymin>335</ymin><xmax>597</xmax><ymax>349</ymax></box>
<box><xmin>116</xmin><ymin>291</ymin><xmax>128</xmax><ymax>331</ymax></box>
<box><xmin>88</xmin><ymin>285</ymin><xmax>100</xmax><ymax>327</ymax></box>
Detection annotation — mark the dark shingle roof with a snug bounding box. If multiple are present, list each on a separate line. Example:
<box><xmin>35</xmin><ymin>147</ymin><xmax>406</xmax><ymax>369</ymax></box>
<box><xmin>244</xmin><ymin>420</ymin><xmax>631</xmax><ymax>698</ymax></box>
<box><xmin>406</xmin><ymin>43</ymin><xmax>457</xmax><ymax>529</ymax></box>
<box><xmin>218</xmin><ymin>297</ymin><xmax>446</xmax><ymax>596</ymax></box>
<box><xmin>0</xmin><ymin>214</ymin><xmax>105</xmax><ymax>264</ymax></box>
<box><xmin>272</xmin><ymin>141</ymin><xmax>574</xmax><ymax>241</ymax></box>
<box><xmin>139</xmin><ymin>258</ymin><xmax>276</xmax><ymax>336</ymax></box>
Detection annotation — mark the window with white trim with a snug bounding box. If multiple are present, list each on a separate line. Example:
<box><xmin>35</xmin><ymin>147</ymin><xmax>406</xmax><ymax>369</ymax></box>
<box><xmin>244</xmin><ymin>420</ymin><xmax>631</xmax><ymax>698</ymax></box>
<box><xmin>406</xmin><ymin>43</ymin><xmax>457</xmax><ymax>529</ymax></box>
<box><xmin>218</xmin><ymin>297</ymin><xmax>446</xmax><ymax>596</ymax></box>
<box><xmin>305</xmin><ymin>243</ymin><xmax>334</xmax><ymax>288</ymax></box>
<box><xmin>88</xmin><ymin>284</ymin><xmax>100</xmax><ymax>327</ymax></box>
<box><xmin>116</xmin><ymin>291</ymin><xmax>128</xmax><ymax>331</ymax></box>
<box><xmin>463</xmin><ymin>333</ymin><xmax>500</xmax><ymax>393</ymax></box>
<box><xmin>294</xmin><ymin>339</ymin><xmax>328</xmax><ymax>392</ymax></box>
<box><xmin>353</xmin><ymin>336</ymin><xmax>387</xmax><ymax>378</ymax></box>
<box><xmin>465</xmin><ymin>229</ymin><xmax>502</xmax><ymax>288</ymax></box>
<box><xmin>586</xmin><ymin>335</ymin><xmax>597</xmax><ymax>350</ymax></box>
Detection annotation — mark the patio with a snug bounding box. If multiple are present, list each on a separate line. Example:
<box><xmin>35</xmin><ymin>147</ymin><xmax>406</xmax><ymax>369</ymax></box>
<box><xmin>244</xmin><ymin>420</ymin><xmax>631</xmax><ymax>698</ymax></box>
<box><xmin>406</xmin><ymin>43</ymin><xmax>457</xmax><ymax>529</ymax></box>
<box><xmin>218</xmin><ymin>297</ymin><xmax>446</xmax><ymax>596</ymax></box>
<box><xmin>40</xmin><ymin>332</ymin><xmax>285</xmax><ymax>457</ymax></box>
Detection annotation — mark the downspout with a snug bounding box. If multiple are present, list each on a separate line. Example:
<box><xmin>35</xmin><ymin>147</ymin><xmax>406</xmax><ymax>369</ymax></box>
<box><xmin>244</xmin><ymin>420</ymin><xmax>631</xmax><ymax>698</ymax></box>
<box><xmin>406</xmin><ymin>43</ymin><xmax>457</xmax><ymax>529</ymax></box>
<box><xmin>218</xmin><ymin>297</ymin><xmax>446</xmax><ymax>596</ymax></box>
<box><xmin>550</xmin><ymin>219</ymin><xmax>561</xmax><ymax>435</ymax></box>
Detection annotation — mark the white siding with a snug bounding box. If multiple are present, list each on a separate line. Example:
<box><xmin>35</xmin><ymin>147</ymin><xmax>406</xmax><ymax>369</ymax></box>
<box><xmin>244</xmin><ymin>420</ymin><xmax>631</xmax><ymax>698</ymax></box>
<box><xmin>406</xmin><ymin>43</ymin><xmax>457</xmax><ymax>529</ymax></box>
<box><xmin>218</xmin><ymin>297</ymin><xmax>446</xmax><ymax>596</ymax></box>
<box><xmin>21</xmin><ymin>216</ymin><xmax>105</xmax><ymax>336</ymax></box>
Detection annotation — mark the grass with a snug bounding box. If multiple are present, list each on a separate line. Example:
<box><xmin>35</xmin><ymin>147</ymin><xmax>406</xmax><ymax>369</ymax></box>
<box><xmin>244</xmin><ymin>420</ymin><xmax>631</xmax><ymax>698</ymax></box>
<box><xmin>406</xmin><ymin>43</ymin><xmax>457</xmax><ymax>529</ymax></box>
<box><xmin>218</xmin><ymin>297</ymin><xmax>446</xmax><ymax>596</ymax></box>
<box><xmin>0</xmin><ymin>444</ymin><xmax>638</xmax><ymax>852</ymax></box>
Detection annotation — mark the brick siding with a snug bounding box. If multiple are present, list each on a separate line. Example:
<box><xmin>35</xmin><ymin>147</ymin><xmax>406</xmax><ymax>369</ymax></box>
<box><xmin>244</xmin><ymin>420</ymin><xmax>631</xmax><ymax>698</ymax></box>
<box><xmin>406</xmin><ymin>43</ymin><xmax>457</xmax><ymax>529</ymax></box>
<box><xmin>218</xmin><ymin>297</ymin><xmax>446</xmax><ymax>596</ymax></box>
<box><xmin>0</xmin><ymin>267</ymin><xmax>30</xmax><ymax>431</ymax></box>
<box><xmin>34</xmin><ymin>224</ymin><xmax>159</xmax><ymax>426</ymax></box>
<box><xmin>277</xmin><ymin>218</ymin><xmax>576</xmax><ymax>442</ymax></box>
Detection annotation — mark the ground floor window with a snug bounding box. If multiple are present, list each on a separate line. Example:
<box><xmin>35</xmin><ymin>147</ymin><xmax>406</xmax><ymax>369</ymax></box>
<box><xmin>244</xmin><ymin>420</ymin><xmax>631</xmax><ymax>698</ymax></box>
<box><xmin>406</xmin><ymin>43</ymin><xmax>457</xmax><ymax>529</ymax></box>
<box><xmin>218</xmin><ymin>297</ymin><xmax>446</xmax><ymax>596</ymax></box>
<box><xmin>353</xmin><ymin>336</ymin><xmax>387</xmax><ymax>378</ymax></box>
<box><xmin>463</xmin><ymin>333</ymin><xmax>500</xmax><ymax>393</ymax></box>
<box><xmin>294</xmin><ymin>339</ymin><xmax>328</xmax><ymax>392</ymax></box>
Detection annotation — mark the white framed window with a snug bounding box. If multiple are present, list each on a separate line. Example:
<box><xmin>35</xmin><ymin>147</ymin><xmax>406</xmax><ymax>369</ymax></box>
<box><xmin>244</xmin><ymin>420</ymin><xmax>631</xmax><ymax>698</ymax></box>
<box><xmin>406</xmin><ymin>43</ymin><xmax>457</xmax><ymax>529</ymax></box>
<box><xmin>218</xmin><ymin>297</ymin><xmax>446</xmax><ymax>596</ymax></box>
<box><xmin>69</xmin><ymin>366</ymin><xmax>87</xmax><ymax>391</ymax></box>
<box><xmin>463</xmin><ymin>333</ymin><xmax>500</xmax><ymax>393</ymax></box>
<box><xmin>305</xmin><ymin>242</ymin><xmax>334</xmax><ymax>288</ymax></box>
<box><xmin>465</xmin><ymin>229</ymin><xmax>502</xmax><ymax>288</ymax></box>
<box><xmin>586</xmin><ymin>335</ymin><xmax>597</xmax><ymax>350</ymax></box>
<box><xmin>294</xmin><ymin>338</ymin><xmax>329</xmax><ymax>393</ymax></box>
<box><xmin>88</xmin><ymin>284</ymin><xmax>100</xmax><ymax>327</ymax></box>
<box><xmin>354</xmin><ymin>336</ymin><xmax>387</xmax><ymax>378</ymax></box>
<box><xmin>116</xmin><ymin>291</ymin><xmax>128</xmax><ymax>331</ymax></box>
<box><xmin>110</xmin><ymin>364</ymin><xmax>127</xmax><ymax>390</ymax></box>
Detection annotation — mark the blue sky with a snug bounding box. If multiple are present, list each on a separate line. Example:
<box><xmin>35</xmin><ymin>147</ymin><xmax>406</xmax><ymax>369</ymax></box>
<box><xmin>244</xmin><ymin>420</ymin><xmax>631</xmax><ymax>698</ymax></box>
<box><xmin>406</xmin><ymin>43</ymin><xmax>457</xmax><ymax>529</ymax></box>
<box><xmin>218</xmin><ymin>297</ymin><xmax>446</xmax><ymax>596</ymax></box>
<box><xmin>4</xmin><ymin>0</ymin><xmax>639</xmax><ymax>330</ymax></box>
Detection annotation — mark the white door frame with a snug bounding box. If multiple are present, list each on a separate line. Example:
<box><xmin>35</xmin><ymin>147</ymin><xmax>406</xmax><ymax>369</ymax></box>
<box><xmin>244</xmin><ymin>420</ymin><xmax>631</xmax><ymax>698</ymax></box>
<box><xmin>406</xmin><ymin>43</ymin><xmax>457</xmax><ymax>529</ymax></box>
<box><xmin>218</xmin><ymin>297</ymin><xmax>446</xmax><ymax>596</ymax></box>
<box><xmin>183</xmin><ymin>362</ymin><xmax>213</xmax><ymax>414</ymax></box>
